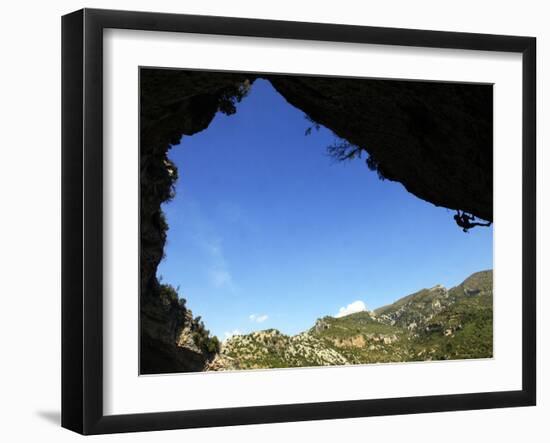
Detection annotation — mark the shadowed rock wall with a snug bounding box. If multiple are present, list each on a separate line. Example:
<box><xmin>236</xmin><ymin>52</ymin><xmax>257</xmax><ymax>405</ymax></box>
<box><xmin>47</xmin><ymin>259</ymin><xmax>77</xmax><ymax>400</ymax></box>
<box><xmin>140</xmin><ymin>69</ymin><xmax>251</xmax><ymax>372</ymax></box>
<box><xmin>267</xmin><ymin>74</ymin><xmax>492</xmax><ymax>221</ymax></box>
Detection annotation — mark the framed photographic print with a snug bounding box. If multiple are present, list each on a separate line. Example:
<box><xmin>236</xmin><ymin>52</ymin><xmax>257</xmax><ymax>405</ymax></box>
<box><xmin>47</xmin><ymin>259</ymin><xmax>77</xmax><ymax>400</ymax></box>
<box><xmin>61</xmin><ymin>8</ymin><xmax>536</xmax><ymax>435</ymax></box>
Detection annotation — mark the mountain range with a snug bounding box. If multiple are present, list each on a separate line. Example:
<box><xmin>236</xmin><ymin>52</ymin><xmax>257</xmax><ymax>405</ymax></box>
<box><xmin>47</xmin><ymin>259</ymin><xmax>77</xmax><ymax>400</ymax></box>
<box><xmin>207</xmin><ymin>270</ymin><xmax>493</xmax><ymax>371</ymax></box>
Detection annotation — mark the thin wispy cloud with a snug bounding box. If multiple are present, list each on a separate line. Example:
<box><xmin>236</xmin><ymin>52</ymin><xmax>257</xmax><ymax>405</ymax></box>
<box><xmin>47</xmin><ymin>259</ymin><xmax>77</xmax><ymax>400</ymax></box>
<box><xmin>335</xmin><ymin>300</ymin><xmax>367</xmax><ymax>318</ymax></box>
<box><xmin>218</xmin><ymin>201</ymin><xmax>245</xmax><ymax>223</ymax></box>
<box><xmin>217</xmin><ymin>201</ymin><xmax>259</xmax><ymax>233</ymax></box>
<box><xmin>249</xmin><ymin>313</ymin><xmax>269</xmax><ymax>323</ymax></box>
<box><xmin>203</xmin><ymin>237</ymin><xmax>236</xmax><ymax>291</ymax></box>
<box><xmin>209</xmin><ymin>268</ymin><xmax>234</xmax><ymax>289</ymax></box>
<box><xmin>176</xmin><ymin>199</ymin><xmax>238</xmax><ymax>292</ymax></box>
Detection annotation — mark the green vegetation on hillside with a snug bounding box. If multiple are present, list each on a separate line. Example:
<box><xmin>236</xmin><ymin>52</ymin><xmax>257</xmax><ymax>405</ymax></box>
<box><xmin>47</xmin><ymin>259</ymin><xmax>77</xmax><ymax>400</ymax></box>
<box><xmin>209</xmin><ymin>270</ymin><xmax>493</xmax><ymax>371</ymax></box>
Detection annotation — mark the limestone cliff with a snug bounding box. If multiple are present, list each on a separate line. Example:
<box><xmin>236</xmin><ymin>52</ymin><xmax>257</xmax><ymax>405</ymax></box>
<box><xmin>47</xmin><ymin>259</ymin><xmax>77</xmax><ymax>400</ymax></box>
<box><xmin>211</xmin><ymin>271</ymin><xmax>492</xmax><ymax>370</ymax></box>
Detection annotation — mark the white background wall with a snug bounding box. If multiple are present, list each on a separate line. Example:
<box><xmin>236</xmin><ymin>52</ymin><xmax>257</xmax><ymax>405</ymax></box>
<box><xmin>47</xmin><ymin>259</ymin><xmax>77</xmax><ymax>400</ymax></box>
<box><xmin>0</xmin><ymin>1</ymin><xmax>546</xmax><ymax>441</ymax></box>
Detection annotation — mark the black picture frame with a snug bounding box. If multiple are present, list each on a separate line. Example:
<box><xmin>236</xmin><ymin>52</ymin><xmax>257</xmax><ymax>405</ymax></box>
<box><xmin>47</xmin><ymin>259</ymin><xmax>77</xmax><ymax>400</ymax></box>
<box><xmin>62</xmin><ymin>8</ymin><xmax>537</xmax><ymax>435</ymax></box>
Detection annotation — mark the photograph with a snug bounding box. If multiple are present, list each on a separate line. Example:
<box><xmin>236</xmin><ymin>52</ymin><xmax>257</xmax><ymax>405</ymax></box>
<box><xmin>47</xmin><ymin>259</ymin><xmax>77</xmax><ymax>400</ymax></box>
<box><xmin>0</xmin><ymin>0</ymin><xmax>543</xmax><ymax>440</ymax></box>
<box><xmin>139</xmin><ymin>68</ymin><xmax>494</xmax><ymax>374</ymax></box>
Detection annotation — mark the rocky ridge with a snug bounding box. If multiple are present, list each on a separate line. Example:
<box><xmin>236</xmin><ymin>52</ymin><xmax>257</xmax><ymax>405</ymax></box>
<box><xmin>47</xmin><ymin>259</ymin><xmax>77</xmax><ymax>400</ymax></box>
<box><xmin>209</xmin><ymin>270</ymin><xmax>493</xmax><ymax>371</ymax></box>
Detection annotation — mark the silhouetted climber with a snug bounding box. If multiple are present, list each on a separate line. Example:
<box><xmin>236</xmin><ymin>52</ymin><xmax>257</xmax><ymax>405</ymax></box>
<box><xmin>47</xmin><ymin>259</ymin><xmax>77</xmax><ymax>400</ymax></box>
<box><xmin>453</xmin><ymin>210</ymin><xmax>492</xmax><ymax>233</ymax></box>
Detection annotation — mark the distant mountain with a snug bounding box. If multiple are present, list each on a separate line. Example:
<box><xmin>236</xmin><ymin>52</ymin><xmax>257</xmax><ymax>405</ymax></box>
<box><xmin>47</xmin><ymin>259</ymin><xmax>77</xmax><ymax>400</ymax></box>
<box><xmin>207</xmin><ymin>270</ymin><xmax>493</xmax><ymax>371</ymax></box>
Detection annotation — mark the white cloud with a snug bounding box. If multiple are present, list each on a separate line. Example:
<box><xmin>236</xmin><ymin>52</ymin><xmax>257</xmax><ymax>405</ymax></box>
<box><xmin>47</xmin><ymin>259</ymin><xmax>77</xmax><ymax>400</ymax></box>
<box><xmin>224</xmin><ymin>329</ymin><xmax>242</xmax><ymax>341</ymax></box>
<box><xmin>249</xmin><ymin>313</ymin><xmax>269</xmax><ymax>323</ymax></box>
<box><xmin>335</xmin><ymin>300</ymin><xmax>368</xmax><ymax>318</ymax></box>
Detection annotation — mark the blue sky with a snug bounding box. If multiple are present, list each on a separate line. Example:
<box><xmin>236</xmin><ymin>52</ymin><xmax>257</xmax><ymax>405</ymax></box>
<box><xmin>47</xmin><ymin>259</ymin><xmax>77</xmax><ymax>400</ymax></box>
<box><xmin>157</xmin><ymin>78</ymin><xmax>493</xmax><ymax>339</ymax></box>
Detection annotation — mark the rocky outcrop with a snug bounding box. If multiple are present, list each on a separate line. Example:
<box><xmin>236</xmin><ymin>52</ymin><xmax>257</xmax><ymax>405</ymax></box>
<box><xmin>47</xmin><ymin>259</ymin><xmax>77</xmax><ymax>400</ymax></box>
<box><xmin>220</xmin><ymin>329</ymin><xmax>350</xmax><ymax>369</ymax></box>
<box><xmin>140</xmin><ymin>284</ymin><xmax>220</xmax><ymax>374</ymax></box>
<box><xmin>267</xmin><ymin>74</ymin><xmax>492</xmax><ymax>222</ymax></box>
<box><xmin>375</xmin><ymin>285</ymin><xmax>450</xmax><ymax>328</ymax></box>
<box><xmin>140</xmin><ymin>292</ymin><xmax>205</xmax><ymax>374</ymax></box>
<box><xmin>205</xmin><ymin>353</ymin><xmax>240</xmax><ymax>372</ymax></box>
